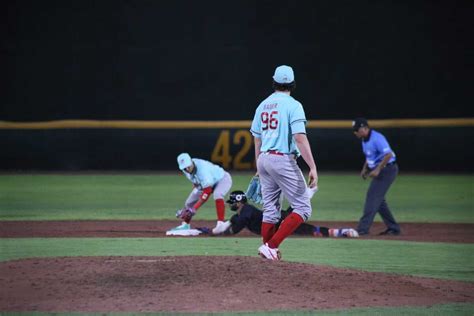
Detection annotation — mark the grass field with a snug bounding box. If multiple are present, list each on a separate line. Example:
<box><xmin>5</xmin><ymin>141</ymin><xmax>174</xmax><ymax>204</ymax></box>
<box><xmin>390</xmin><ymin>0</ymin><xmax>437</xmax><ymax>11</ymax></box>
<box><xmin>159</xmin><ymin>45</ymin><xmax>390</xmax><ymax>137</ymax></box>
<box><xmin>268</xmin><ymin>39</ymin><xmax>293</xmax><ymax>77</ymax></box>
<box><xmin>0</xmin><ymin>173</ymin><xmax>472</xmax><ymax>222</ymax></box>
<box><xmin>0</xmin><ymin>173</ymin><xmax>473</xmax><ymax>315</ymax></box>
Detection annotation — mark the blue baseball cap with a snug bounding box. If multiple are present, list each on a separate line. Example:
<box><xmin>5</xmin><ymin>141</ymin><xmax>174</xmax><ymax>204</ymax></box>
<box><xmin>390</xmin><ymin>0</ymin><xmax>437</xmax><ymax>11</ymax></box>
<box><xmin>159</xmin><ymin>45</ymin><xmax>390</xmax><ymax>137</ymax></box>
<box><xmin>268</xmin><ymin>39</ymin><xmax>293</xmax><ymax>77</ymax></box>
<box><xmin>177</xmin><ymin>153</ymin><xmax>193</xmax><ymax>170</ymax></box>
<box><xmin>273</xmin><ymin>65</ymin><xmax>295</xmax><ymax>84</ymax></box>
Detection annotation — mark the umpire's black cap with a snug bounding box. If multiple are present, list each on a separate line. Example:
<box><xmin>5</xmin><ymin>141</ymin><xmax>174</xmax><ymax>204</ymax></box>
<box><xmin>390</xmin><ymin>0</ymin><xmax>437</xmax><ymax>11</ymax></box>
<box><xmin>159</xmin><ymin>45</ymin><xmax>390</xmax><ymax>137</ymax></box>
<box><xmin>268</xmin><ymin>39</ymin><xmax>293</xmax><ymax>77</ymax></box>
<box><xmin>352</xmin><ymin>117</ymin><xmax>369</xmax><ymax>131</ymax></box>
<box><xmin>226</xmin><ymin>191</ymin><xmax>247</xmax><ymax>204</ymax></box>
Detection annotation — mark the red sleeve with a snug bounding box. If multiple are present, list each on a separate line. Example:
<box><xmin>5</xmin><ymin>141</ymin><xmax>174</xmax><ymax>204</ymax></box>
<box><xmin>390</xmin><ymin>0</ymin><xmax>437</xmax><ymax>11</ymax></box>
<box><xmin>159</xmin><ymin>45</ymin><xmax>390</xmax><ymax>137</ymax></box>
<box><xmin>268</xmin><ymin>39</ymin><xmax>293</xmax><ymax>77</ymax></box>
<box><xmin>193</xmin><ymin>187</ymin><xmax>213</xmax><ymax>210</ymax></box>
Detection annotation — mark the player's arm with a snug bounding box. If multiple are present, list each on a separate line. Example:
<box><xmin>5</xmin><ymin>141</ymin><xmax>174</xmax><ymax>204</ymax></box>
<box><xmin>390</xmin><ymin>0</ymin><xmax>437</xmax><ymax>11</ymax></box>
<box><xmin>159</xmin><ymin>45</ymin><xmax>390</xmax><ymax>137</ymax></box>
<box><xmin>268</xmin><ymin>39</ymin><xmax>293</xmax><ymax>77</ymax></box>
<box><xmin>192</xmin><ymin>186</ymin><xmax>213</xmax><ymax>210</ymax></box>
<box><xmin>361</xmin><ymin>161</ymin><xmax>369</xmax><ymax>179</ymax></box>
<box><xmin>291</xmin><ymin>104</ymin><xmax>317</xmax><ymax>187</ymax></box>
<box><xmin>253</xmin><ymin>137</ymin><xmax>262</xmax><ymax>176</ymax></box>
<box><xmin>251</xmin><ymin>109</ymin><xmax>262</xmax><ymax>175</ymax></box>
<box><xmin>294</xmin><ymin>133</ymin><xmax>318</xmax><ymax>188</ymax></box>
<box><xmin>254</xmin><ymin>137</ymin><xmax>262</xmax><ymax>160</ymax></box>
<box><xmin>229</xmin><ymin>214</ymin><xmax>248</xmax><ymax>234</ymax></box>
<box><xmin>369</xmin><ymin>153</ymin><xmax>393</xmax><ymax>178</ymax></box>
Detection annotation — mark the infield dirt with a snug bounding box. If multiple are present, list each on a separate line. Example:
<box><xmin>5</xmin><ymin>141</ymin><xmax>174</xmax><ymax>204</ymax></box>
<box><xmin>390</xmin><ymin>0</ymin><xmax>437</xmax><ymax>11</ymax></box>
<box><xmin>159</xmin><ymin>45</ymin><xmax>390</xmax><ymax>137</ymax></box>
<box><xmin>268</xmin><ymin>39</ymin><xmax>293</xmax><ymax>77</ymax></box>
<box><xmin>1</xmin><ymin>220</ymin><xmax>473</xmax><ymax>243</ymax></box>
<box><xmin>1</xmin><ymin>256</ymin><xmax>474</xmax><ymax>313</ymax></box>
<box><xmin>1</xmin><ymin>220</ymin><xmax>473</xmax><ymax>313</ymax></box>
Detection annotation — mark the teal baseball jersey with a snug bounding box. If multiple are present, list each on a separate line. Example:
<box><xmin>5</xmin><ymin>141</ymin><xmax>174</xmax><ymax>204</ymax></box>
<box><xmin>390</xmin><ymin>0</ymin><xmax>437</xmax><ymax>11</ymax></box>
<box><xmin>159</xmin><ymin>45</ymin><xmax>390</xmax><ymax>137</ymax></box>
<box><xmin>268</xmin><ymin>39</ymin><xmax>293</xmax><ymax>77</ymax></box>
<box><xmin>250</xmin><ymin>92</ymin><xmax>307</xmax><ymax>155</ymax></box>
<box><xmin>183</xmin><ymin>158</ymin><xmax>225</xmax><ymax>189</ymax></box>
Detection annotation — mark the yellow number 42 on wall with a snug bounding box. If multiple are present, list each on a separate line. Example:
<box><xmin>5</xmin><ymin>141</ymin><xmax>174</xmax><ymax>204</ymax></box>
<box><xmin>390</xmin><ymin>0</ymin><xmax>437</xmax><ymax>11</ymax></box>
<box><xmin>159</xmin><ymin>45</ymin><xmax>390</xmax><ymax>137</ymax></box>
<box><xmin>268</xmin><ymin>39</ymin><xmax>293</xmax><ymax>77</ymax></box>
<box><xmin>211</xmin><ymin>130</ymin><xmax>256</xmax><ymax>170</ymax></box>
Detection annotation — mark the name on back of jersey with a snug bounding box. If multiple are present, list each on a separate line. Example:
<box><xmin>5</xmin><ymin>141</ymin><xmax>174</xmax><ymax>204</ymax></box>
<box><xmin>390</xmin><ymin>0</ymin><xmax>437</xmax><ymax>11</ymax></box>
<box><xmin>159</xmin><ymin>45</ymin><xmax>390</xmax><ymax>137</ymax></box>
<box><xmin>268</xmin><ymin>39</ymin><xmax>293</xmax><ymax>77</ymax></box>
<box><xmin>264</xmin><ymin>103</ymin><xmax>278</xmax><ymax>110</ymax></box>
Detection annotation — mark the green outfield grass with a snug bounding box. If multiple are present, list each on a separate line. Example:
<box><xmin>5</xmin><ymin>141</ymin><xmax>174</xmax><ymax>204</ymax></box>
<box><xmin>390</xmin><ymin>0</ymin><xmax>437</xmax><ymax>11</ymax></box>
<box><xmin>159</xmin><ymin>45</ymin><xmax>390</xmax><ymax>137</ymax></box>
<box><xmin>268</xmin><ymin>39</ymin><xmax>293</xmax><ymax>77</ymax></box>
<box><xmin>0</xmin><ymin>173</ymin><xmax>472</xmax><ymax>222</ymax></box>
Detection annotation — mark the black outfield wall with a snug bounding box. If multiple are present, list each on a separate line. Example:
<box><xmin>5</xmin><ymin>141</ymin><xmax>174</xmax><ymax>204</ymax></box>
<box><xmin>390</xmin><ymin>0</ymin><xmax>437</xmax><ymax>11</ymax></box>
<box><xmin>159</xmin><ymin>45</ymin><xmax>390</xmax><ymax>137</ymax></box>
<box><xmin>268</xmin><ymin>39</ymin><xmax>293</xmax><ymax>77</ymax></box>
<box><xmin>2</xmin><ymin>127</ymin><xmax>472</xmax><ymax>172</ymax></box>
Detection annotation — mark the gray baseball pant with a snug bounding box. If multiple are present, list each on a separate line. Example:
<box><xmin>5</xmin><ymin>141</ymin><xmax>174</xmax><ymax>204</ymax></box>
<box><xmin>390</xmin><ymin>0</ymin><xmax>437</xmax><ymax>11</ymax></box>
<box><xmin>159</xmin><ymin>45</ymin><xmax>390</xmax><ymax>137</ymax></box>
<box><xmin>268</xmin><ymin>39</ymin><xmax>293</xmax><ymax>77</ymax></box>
<box><xmin>257</xmin><ymin>153</ymin><xmax>312</xmax><ymax>224</ymax></box>
<box><xmin>185</xmin><ymin>172</ymin><xmax>232</xmax><ymax>207</ymax></box>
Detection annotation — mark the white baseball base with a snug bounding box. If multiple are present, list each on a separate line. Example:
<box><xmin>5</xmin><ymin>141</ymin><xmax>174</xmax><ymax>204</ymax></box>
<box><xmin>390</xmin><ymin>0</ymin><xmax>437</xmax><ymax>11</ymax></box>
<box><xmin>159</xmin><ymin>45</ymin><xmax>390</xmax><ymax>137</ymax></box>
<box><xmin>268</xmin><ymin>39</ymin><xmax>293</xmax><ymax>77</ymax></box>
<box><xmin>166</xmin><ymin>229</ymin><xmax>202</xmax><ymax>236</ymax></box>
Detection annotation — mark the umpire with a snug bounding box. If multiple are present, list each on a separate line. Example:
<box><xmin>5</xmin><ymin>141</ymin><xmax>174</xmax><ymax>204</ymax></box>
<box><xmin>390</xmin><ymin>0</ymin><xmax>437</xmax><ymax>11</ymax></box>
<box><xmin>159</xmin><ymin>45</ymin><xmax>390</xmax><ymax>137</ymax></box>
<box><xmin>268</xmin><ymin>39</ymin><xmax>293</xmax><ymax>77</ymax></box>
<box><xmin>352</xmin><ymin>118</ymin><xmax>401</xmax><ymax>236</ymax></box>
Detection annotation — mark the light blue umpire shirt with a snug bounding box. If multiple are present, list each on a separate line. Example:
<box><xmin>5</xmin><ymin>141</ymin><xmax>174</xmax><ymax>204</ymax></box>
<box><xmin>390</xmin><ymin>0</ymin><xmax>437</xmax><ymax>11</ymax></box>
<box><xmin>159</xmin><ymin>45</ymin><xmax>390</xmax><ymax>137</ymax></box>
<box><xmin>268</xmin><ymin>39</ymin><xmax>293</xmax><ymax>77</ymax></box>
<box><xmin>362</xmin><ymin>130</ymin><xmax>396</xmax><ymax>169</ymax></box>
<box><xmin>250</xmin><ymin>92</ymin><xmax>307</xmax><ymax>156</ymax></box>
<box><xmin>183</xmin><ymin>158</ymin><xmax>225</xmax><ymax>190</ymax></box>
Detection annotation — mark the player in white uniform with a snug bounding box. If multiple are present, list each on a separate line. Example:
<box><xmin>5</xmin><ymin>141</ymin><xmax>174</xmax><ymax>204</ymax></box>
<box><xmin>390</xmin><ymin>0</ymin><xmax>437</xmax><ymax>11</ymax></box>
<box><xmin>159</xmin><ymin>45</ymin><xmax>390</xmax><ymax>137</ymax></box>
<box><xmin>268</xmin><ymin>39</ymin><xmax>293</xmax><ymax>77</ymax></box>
<box><xmin>170</xmin><ymin>153</ymin><xmax>232</xmax><ymax>234</ymax></box>
<box><xmin>250</xmin><ymin>65</ymin><xmax>318</xmax><ymax>260</ymax></box>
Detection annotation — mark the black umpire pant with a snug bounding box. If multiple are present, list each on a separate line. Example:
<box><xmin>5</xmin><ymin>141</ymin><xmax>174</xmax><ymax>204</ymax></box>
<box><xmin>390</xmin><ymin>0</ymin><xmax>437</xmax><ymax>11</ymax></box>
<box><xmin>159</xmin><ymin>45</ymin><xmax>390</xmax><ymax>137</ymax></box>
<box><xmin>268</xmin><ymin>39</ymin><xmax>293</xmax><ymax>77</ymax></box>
<box><xmin>357</xmin><ymin>163</ymin><xmax>400</xmax><ymax>234</ymax></box>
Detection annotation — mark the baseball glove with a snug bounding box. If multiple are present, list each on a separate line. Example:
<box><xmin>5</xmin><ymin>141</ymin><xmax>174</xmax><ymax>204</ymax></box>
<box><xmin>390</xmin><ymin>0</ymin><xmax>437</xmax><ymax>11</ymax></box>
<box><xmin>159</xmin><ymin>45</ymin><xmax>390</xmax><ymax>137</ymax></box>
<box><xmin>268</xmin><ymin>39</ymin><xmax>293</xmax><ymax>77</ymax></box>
<box><xmin>246</xmin><ymin>176</ymin><xmax>263</xmax><ymax>204</ymax></box>
<box><xmin>175</xmin><ymin>207</ymin><xmax>196</xmax><ymax>222</ymax></box>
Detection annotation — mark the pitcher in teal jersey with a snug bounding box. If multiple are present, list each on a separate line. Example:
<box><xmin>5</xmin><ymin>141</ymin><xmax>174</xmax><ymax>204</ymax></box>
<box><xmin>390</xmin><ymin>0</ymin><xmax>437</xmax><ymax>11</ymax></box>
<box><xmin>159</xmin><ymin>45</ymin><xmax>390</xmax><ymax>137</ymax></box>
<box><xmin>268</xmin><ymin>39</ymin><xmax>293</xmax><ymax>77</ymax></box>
<box><xmin>250</xmin><ymin>65</ymin><xmax>319</xmax><ymax>260</ymax></box>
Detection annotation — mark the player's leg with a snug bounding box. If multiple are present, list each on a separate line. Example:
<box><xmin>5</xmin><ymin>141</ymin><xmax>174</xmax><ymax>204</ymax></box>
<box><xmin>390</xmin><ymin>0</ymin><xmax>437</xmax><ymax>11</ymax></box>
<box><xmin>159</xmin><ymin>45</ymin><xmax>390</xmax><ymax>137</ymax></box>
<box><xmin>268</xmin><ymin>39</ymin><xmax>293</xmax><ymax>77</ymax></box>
<box><xmin>378</xmin><ymin>199</ymin><xmax>400</xmax><ymax>232</ymax></box>
<box><xmin>212</xmin><ymin>172</ymin><xmax>232</xmax><ymax>221</ymax></box>
<box><xmin>211</xmin><ymin>172</ymin><xmax>233</xmax><ymax>233</ymax></box>
<box><xmin>376</xmin><ymin>165</ymin><xmax>400</xmax><ymax>233</ymax></box>
<box><xmin>266</xmin><ymin>155</ymin><xmax>310</xmax><ymax>248</ymax></box>
<box><xmin>357</xmin><ymin>168</ymin><xmax>395</xmax><ymax>234</ymax></box>
<box><xmin>258</xmin><ymin>154</ymin><xmax>282</xmax><ymax>243</ymax></box>
<box><xmin>328</xmin><ymin>228</ymin><xmax>359</xmax><ymax>237</ymax></box>
<box><xmin>293</xmin><ymin>223</ymin><xmax>329</xmax><ymax>236</ymax></box>
<box><xmin>280</xmin><ymin>207</ymin><xmax>292</xmax><ymax>220</ymax></box>
<box><xmin>356</xmin><ymin>181</ymin><xmax>382</xmax><ymax>234</ymax></box>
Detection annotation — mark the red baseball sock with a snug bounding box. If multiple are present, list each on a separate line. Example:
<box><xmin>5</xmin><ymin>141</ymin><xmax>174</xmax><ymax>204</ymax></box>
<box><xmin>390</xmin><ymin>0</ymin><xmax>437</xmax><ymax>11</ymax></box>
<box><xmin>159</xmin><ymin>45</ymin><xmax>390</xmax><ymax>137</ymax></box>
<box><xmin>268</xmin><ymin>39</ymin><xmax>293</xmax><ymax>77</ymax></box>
<box><xmin>267</xmin><ymin>212</ymin><xmax>304</xmax><ymax>249</ymax></box>
<box><xmin>215</xmin><ymin>199</ymin><xmax>225</xmax><ymax>221</ymax></box>
<box><xmin>261</xmin><ymin>222</ymin><xmax>277</xmax><ymax>244</ymax></box>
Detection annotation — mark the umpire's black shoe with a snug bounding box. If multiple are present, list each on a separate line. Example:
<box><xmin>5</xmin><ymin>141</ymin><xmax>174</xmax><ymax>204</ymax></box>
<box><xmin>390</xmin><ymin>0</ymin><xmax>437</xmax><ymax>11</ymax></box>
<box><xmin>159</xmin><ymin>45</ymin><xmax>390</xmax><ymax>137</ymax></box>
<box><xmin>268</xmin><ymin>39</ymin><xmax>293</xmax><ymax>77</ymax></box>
<box><xmin>379</xmin><ymin>228</ymin><xmax>401</xmax><ymax>236</ymax></box>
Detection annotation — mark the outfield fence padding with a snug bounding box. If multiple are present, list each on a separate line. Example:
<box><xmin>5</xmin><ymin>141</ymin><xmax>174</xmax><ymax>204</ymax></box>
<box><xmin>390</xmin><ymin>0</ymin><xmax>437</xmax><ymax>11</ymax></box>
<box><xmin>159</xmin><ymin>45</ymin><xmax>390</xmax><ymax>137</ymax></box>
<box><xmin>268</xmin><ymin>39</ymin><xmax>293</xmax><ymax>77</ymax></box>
<box><xmin>1</xmin><ymin>119</ymin><xmax>473</xmax><ymax>172</ymax></box>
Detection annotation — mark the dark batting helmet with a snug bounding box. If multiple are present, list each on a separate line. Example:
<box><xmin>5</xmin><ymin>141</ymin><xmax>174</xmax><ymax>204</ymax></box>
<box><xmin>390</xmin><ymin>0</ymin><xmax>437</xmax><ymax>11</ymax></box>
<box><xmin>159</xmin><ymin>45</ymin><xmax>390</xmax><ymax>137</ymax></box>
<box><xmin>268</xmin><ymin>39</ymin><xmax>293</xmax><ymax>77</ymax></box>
<box><xmin>226</xmin><ymin>190</ymin><xmax>247</xmax><ymax>204</ymax></box>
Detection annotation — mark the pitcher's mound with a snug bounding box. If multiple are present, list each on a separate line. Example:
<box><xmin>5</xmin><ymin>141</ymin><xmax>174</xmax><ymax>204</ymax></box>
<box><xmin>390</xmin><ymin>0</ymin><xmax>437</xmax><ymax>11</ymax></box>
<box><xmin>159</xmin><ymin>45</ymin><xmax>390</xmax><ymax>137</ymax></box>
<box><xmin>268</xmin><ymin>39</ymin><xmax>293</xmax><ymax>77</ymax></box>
<box><xmin>1</xmin><ymin>256</ymin><xmax>473</xmax><ymax>313</ymax></box>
